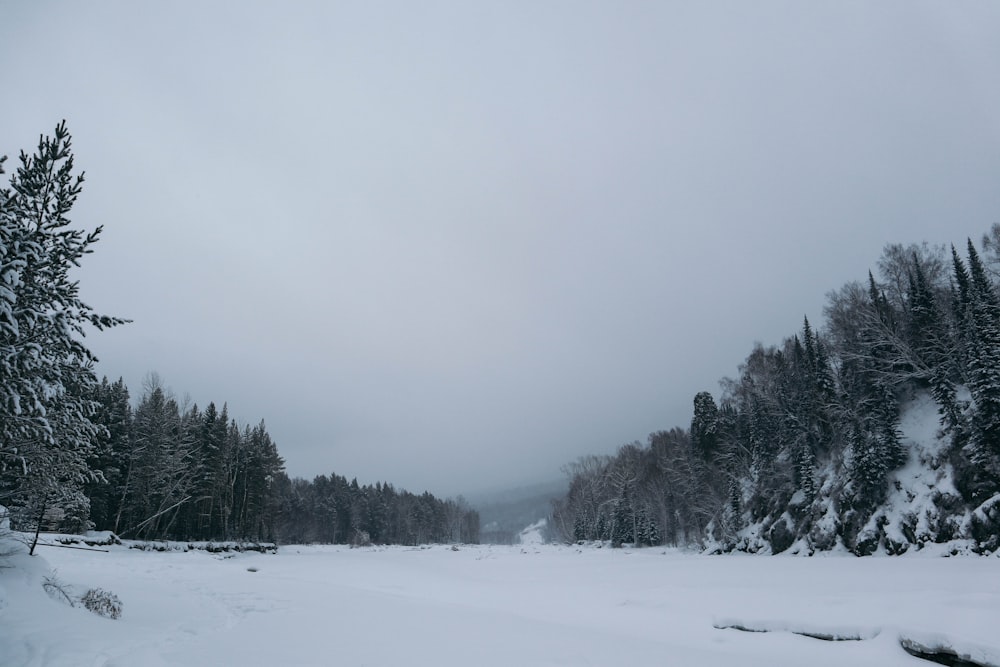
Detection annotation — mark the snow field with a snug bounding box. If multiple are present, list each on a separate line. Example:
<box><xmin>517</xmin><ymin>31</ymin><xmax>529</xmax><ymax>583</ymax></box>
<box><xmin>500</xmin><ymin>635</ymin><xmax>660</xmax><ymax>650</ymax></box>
<box><xmin>3</xmin><ymin>541</ymin><xmax>1000</xmax><ymax>666</ymax></box>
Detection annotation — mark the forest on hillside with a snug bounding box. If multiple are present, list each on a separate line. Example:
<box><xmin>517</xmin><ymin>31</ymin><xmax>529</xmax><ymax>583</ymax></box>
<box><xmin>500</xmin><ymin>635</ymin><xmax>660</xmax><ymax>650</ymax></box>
<box><xmin>553</xmin><ymin>232</ymin><xmax>1000</xmax><ymax>555</ymax></box>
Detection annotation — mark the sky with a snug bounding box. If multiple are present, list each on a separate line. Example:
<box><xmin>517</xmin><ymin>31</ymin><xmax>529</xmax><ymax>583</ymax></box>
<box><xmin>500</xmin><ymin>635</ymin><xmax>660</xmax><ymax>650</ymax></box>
<box><xmin>2</xmin><ymin>2</ymin><xmax>1000</xmax><ymax>498</ymax></box>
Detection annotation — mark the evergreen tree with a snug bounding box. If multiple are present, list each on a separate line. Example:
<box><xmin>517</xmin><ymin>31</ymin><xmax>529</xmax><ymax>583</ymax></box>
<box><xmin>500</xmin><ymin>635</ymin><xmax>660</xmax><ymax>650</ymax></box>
<box><xmin>119</xmin><ymin>382</ymin><xmax>193</xmax><ymax>539</ymax></box>
<box><xmin>0</xmin><ymin>124</ymin><xmax>127</xmax><ymax>545</ymax></box>
<box><xmin>955</xmin><ymin>241</ymin><xmax>1000</xmax><ymax>499</ymax></box>
<box><xmin>189</xmin><ymin>401</ymin><xmax>228</xmax><ymax>538</ymax></box>
<box><xmin>690</xmin><ymin>392</ymin><xmax>719</xmax><ymax>459</ymax></box>
<box><xmin>907</xmin><ymin>254</ymin><xmax>961</xmax><ymax>431</ymax></box>
<box><xmin>791</xmin><ymin>435</ymin><xmax>817</xmax><ymax>501</ymax></box>
<box><xmin>84</xmin><ymin>377</ymin><xmax>131</xmax><ymax>530</ymax></box>
<box><xmin>847</xmin><ymin>423</ymin><xmax>886</xmax><ymax>510</ymax></box>
<box><xmin>233</xmin><ymin>420</ymin><xmax>283</xmax><ymax>540</ymax></box>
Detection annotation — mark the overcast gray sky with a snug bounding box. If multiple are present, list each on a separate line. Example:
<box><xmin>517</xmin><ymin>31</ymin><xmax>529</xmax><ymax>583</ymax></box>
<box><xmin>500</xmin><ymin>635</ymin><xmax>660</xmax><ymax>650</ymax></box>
<box><xmin>3</xmin><ymin>2</ymin><xmax>999</xmax><ymax>497</ymax></box>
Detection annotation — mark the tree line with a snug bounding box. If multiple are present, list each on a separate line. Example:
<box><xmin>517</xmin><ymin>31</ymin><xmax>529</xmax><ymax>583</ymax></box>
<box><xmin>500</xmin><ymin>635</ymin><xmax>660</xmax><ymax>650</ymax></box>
<box><xmin>275</xmin><ymin>473</ymin><xmax>479</xmax><ymax>545</ymax></box>
<box><xmin>81</xmin><ymin>375</ymin><xmax>285</xmax><ymax>542</ymax></box>
<box><xmin>81</xmin><ymin>375</ymin><xmax>479</xmax><ymax>545</ymax></box>
<box><xmin>1</xmin><ymin>124</ymin><xmax>478</xmax><ymax>547</ymax></box>
<box><xmin>554</xmin><ymin>234</ymin><xmax>1000</xmax><ymax>554</ymax></box>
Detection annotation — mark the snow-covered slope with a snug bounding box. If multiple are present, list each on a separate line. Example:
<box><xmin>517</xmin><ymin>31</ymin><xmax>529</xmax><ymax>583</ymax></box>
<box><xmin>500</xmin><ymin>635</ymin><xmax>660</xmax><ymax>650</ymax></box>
<box><xmin>856</xmin><ymin>392</ymin><xmax>971</xmax><ymax>554</ymax></box>
<box><xmin>718</xmin><ymin>390</ymin><xmax>1000</xmax><ymax>556</ymax></box>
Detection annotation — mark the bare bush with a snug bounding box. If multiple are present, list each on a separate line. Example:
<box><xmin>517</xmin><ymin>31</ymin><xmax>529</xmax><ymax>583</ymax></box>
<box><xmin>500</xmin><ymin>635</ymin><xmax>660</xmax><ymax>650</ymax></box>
<box><xmin>42</xmin><ymin>573</ymin><xmax>75</xmax><ymax>607</ymax></box>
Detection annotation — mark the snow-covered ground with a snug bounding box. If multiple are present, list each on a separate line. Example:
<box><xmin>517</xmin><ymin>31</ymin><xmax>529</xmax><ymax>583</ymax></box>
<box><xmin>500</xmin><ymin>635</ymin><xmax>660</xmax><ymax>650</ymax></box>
<box><xmin>2</xmin><ymin>537</ymin><xmax>1000</xmax><ymax>666</ymax></box>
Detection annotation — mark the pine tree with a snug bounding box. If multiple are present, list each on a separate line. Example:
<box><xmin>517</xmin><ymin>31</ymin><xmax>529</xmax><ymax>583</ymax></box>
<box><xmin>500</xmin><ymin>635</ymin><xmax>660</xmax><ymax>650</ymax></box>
<box><xmin>0</xmin><ymin>124</ymin><xmax>127</xmax><ymax>546</ymax></box>
<box><xmin>188</xmin><ymin>401</ymin><xmax>228</xmax><ymax>538</ymax></box>
<box><xmin>690</xmin><ymin>391</ymin><xmax>719</xmax><ymax>459</ymax></box>
<box><xmin>847</xmin><ymin>423</ymin><xmax>887</xmax><ymax>510</ymax></box>
<box><xmin>227</xmin><ymin>420</ymin><xmax>283</xmax><ymax>540</ymax></box>
<box><xmin>84</xmin><ymin>377</ymin><xmax>131</xmax><ymax>531</ymax></box>
<box><xmin>907</xmin><ymin>254</ymin><xmax>961</xmax><ymax>431</ymax></box>
<box><xmin>792</xmin><ymin>435</ymin><xmax>817</xmax><ymax>502</ymax></box>
<box><xmin>956</xmin><ymin>241</ymin><xmax>1000</xmax><ymax>499</ymax></box>
<box><xmin>119</xmin><ymin>383</ymin><xmax>194</xmax><ymax>539</ymax></box>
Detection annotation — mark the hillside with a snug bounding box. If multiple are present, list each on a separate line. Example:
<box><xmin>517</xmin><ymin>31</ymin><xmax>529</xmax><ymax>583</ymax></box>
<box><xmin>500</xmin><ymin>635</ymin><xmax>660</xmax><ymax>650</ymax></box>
<box><xmin>471</xmin><ymin>479</ymin><xmax>566</xmax><ymax>544</ymax></box>
<box><xmin>552</xmin><ymin>237</ymin><xmax>1000</xmax><ymax>555</ymax></box>
<box><xmin>716</xmin><ymin>390</ymin><xmax>999</xmax><ymax>555</ymax></box>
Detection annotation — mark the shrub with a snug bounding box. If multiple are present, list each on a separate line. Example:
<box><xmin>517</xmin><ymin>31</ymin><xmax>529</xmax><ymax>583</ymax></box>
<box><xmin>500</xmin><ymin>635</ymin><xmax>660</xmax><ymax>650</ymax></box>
<box><xmin>80</xmin><ymin>588</ymin><xmax>122</xmax><ymax>620</ymax></box>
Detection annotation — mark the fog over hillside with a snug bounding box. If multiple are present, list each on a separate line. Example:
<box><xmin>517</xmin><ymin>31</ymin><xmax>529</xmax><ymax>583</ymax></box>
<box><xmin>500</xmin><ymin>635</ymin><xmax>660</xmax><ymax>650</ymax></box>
<box><xmin>469</xmin><ymin>479</ymin><xmax>567</xmax><ymax>544</ymax></box>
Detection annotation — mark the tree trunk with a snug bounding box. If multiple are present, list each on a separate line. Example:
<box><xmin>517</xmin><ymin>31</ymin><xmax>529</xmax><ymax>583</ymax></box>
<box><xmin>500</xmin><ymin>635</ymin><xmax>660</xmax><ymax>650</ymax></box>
<box><xmin>29</xmin><ymin>497</ymin><xmax>48</xmax><ymax>556</ymax></box>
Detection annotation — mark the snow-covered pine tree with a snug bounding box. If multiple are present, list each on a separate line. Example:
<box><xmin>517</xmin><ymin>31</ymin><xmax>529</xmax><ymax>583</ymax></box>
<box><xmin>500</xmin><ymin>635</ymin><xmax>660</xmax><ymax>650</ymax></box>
<box><xmin>690</xmin><ymin>391</ymin><xmax>719</xmax><ymax>460</ymax></box>
<box><xmin>907</xmin><ymin>254</ymin><xmax>962</xmax><ymax>433</ymax></box>
<box><xmin>791</xmin><ymin>434</ymin><xmax>817</xmax><ymax>502</ymax></box>
<box><xmin>118</xmin><ymin>382</ymin><xmax>194</xmax><ymax>539</ymax></box>
<box><xmin>84</xmin><ymin>377</ymin><xmax>132</xmax><ymax>531</ymax></box>
<box><xmin>187</xmin><ymin>401</ymin><xmax>228</xmax><ymax>539</ymax></box>
<box><xmin>0</xmin><ymin>124</ymin><xmax>127</xmax><ymax>549</ymax></box>
<box><xmin>957</xmin><ymin>241</ymin><xmax>1000</xmax><ymax>499</ymax></box>
<box><xmin>847</xmin><ymin>422</ymin><xmax>887</xmax><ymax>510</ymax></box>
<box><xmin>229</xmin><ymin>420</ymin><xmax>283</xmax><ymax>541</ymax></box>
